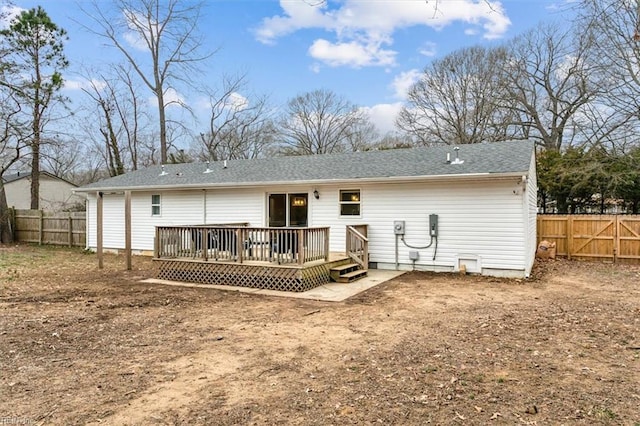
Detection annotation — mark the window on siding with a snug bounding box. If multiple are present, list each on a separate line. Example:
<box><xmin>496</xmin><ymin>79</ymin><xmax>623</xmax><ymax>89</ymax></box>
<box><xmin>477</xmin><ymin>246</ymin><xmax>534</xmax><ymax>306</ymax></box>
<box><xmin>340</xmin><ymin>189</ymin><xmax>360</xmax><ymax>216</ymax></box>
<box><xmin>151</xmin><ymin>194</ymin><xmax>161</xmax><ymax>216</ymax></box>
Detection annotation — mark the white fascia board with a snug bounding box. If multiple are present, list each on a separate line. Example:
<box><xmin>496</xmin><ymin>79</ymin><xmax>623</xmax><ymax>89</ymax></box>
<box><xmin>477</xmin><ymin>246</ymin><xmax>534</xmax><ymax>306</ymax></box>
<box><xmin>74</xmin><ymin>171</ymin><xmax>528</xmax><ymax>194</ymax></box>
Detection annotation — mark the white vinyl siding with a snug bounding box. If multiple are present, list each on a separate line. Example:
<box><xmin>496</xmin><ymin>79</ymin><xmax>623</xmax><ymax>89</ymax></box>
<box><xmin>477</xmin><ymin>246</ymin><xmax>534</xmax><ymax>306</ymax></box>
<box><xmin>87</xmin><ymin>190</ymin><xmax>205</xmax><ymax>250</ymax></box>
<box><xmin>525</xmin><ymin>153</ymin><xmax>538</xmax><ymax>276</ymax></box>
<box><xmin>4</xmin><ymin>174</ymin><xmax>84</xmax><ymax>211</ymax></box>
<box><xmin>86</xmin><ymin>193</ymin><xmax>125</xmax><ymax>249</ymax></box>
<box><xmin>205</xmin><ymin>188</ymin><xmax>264</xmax><ymax>225</ymax></box>
<box><xmin>84</xmin><ymin>168</ymin><xmax>535</xmax><ymax>276</ymax></box>
<box><xmin>311</xmin><ymin>180</ymin><xmax>528</xmax><ymax>274</ymax></box>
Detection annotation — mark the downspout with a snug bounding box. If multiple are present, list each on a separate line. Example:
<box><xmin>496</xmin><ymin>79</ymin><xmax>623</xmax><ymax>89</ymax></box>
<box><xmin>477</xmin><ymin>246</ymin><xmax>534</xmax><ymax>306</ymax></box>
<box><xmin>395</xmin><ymin>234</ymin><xmax>399</xmax><ymax>270</ymax></box>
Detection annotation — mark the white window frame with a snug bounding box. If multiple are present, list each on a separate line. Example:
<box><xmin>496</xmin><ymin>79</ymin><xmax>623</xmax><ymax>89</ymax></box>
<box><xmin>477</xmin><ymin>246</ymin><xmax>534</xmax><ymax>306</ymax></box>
<box><xmin>151</xmin><ymin>194</ymin><xmax>161</xmax><ymax>216</ymax></box>
<box><xmin>339</xmin><ymin>189</ymin><xmax>361</xmax><ymax>217</ymax></box>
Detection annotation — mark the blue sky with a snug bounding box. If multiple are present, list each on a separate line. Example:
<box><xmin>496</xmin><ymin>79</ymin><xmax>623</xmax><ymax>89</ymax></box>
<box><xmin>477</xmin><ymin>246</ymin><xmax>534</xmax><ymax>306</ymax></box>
<box><xmin>5</xmin><ymin>0</ymin><xmax>575</xmax><ymax>135</ymax></box>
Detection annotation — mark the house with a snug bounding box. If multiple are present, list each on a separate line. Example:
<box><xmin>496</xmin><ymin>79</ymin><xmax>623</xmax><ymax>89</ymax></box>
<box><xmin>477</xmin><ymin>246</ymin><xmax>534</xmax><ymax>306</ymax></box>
<box><xmin>2</xmin><ymin>171</ymin><xmax>84</xmax><ymax>211</ymax></box>
<box><xmin>75</xmin><ymin>140</ymin><xmax>537</xmax><ymax>290</ymax></box>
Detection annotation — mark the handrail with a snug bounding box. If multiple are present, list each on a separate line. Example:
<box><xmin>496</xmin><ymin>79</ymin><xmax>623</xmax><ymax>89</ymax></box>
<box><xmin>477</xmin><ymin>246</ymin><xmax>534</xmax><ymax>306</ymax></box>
<box><xmin>154</xmin><ymin>225</ymin><xmax>330</xmax><ymax>265</ymax></box>
<box><xmin>346</xmin><ymin>225</ymin><xmax>368</xmax><ymax>242</ymax></box>
<box><xmin>346</xmin><ymin>225</ymin><xmax>369</xmax><ymax>270</ymax></box>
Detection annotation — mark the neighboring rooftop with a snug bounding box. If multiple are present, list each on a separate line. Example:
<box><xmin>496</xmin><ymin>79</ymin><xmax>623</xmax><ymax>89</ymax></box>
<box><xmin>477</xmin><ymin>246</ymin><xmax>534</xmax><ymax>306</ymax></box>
<box><xmin>2</xmin><ymin>171</ymin><xmax>77</xmax><ymax>186</ymax></box>
<box><xmin>76</xmin><ymin>140</ymin><xmax>535</xmax><ymax>192</ymax></box>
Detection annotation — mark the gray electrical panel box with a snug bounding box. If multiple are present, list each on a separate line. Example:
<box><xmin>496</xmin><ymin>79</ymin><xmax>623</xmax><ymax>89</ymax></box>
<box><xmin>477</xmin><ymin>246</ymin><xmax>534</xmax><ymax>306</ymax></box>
<box><xmin>429</xmin><ymin>214</ymin><xmax>438</xmax><ymax>237</ymax></box>
<box><xmin>393</xmin><ymin>220</ymin><xmax>405</xmax><ymax>235</ymax></box>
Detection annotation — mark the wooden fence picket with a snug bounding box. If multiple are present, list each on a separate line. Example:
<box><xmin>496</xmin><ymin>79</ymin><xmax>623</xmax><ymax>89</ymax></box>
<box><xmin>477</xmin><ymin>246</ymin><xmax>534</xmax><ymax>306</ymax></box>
<box><xmin>538</xmin><ymin>214</ymin><xmax>640</xmax><ymax>264</ymax></box>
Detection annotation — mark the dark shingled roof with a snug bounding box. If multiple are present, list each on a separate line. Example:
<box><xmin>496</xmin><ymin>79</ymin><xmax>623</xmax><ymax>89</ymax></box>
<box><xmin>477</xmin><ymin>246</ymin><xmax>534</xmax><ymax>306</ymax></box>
<box><xmin>76</xmin><ymin>140</ymin><xmax>535</xmax><ymax>192</ymax></box>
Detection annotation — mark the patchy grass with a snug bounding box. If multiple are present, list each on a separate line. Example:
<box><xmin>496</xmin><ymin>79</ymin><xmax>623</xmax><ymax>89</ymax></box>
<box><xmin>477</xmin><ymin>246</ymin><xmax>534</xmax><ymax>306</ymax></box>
<box><xmin>1</xmin><ymin>244</ymin><xmax>639</xmax><ymax>425</ymax></box>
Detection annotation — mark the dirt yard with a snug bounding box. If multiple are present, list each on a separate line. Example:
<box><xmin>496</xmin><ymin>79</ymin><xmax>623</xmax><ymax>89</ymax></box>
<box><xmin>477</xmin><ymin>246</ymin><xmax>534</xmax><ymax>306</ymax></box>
<box><xmin>1</xmin><ymin>244</ymin><xmax>639</xmax><ymax>425</ymax></box>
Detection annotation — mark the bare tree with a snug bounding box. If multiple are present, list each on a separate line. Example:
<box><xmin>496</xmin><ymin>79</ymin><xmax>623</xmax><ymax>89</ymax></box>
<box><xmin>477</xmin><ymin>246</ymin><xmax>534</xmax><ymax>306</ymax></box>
<box><xmin>278</xmin><ymin>89</ymin><xmax>373</xmax><ymax>155</ymax></box>
<box><xmin>0</xmin><ymin>92</ymin><xmax>26</xmax><ymax>242</ymax></box>
<box><xmin>344</xmin><ymin>119</ymin><xmax>378</xmax><ymax>152</ymax></box>
<box><xmin>81</xmin><ymin>0</ymin><xmax>211</xmax><ymax>164</ymax></box>
<box><xmin>40</xmin><ymin>137</ymin><xmax>82</xmax><ymax>180</ymax></box>
<box><xmin>573</xmin><ymin>0</ymin><xmax>640</xmax><ymax>149</ymax></box>
<box><xmin>82</xmin><ymin>74</ymin><xmax>127</xmax><ymax>176</ymax></box>
<box><xmin>397</xmin><ymin>45</ymin><xmax>519</xmax><ymax>145</ymax></box>
<box><xmin>197</xmin><ymin>75</ymin><xmax>277</xmax><ymax>161</ymax></box>
<box><xmin>77</xmin><ymin>65</ymin><xmax>156</xmax><ymax>177</ymax></box>
<box><xmin>498</xmin><ymin>23</ymin><xmax>599</xmax><ymax>151</ymax></box>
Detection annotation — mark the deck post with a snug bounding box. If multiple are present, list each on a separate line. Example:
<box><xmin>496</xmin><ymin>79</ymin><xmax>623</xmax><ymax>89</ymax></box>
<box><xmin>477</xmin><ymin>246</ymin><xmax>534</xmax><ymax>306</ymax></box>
<box><xmin>97</xmin><ymin>192</ymin><xmax>103</xmax><ymax>269</ymax></box>
<box><xmin>154</xmin><ymin>227</ymin><xmax>159</xmax><ymax>258</ymax></box>
<box><xmin>297</xmin><ymin>228</ymin><xmax>304</xmax><ymax>265</ymax></box>
<box><xmin>324</xmin><ymin>227</ymin><xmax>330</xmax><ymax>261</ymax></box>
<box><xmin>124</xmin><ymin>190</ymin><xmax>132</xmax><ymax>270</ymax></box>
<box><xmin>202</xmin><ymin>228</ymin><xmax>208</xmax><ymax>261</ymax></box>
<box><xmin>237</xmin><ymin>228</ymin><xmax>244</xmax><ymax>263</ymax></box>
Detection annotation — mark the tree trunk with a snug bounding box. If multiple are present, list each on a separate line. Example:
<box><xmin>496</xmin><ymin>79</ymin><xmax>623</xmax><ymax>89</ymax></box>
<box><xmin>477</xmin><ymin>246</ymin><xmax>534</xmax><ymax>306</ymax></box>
<box><xmin>0</xmin><ymin>181</ymin><xmax>14</xmax><ymax>243</ymax></box>
<box><xmin>30</xmin><ymin>140</ymin><xmax>40</xmax><ymax>210</ymax></box>
<box><xmin>157</xmin><ymin>89</ymin><xmax>167</xmax><ymax>164</ymax></box>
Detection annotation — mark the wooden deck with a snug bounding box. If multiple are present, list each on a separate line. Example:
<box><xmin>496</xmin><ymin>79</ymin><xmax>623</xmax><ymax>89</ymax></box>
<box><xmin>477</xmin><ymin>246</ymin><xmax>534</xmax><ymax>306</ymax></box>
<box><xmin>153</xmin><ymin>224</ymin><xmax>369</xmax><ymax>292</ymax></box>
<box><xmin>153</xmin><ymin>253</ymin><xmax>351</xmax><ymax>292</ymax></box>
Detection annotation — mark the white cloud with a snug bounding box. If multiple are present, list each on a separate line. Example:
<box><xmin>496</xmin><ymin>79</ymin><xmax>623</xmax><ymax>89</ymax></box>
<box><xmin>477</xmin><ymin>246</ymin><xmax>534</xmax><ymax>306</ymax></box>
<box><xmin>63</xmin><ymin>78</ymin><xmax>107</xmax><ymax>92</ymax></box>
<box><xmin>391</xmin><ymin>69</ymin><xmax>421</xmax><ymax>100</ymax></box>
<box><xmin>255</xmin><ymin>0</ymin><xmax>511</xmax><ymax>68</ymax></box>
<box><xmin>0</xmin><ymin>5</ymin><xmax>24</xmax><ymax>29</ymax></box>
<box><xmin>194</xmin><ymin>92</ymin><xmax>248</xmax><ymax>112</ymax></box>
<box><xmin>419</xmin><ymin>41</ymin><xmax>437</xmax><ymax>57</ymax></box>
<box><xmin>122</xmin><ymin>10</ymin><xmax>152</xmax><ymax>51</ymax></box>
<box><xmin>149</xmin><ymin>88</ymin><xmax>186</xmax><ymax>109</ymax></box>
<box><xmin>308</xmin><ymin>38</ymin><xmax>396</xmax><ymax>68</ymax></box>
<box><xmin>361</xmin><ymin>102</ymin><xmax>404</xmax><ymax>134</ymax></box>
<box><xmin>123</xmin><ymin>32</ymin><xmax>148</xmax><ymax>51</ymax></box>
<box><xmin>226</xmin><ymin>92</ymin><xmax>249</xmax><ymax>111</ymax></box>
<box><xmin>254</xmin><ymin>0</ymin><xmax>333</xmax><ymax>45</ymax></box>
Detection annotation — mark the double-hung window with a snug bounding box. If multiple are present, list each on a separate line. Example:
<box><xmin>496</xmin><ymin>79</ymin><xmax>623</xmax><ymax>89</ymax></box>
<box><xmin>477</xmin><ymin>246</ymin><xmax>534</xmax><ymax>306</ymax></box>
<box><xmin>339</xmin><ymin>189</ymin><xmax>360</xmax><ymax>216</ymax></box>
<box><xmin>151</xmin><ymin>194</ymin><xmax>161</xmax><ymax>216</ymax></box>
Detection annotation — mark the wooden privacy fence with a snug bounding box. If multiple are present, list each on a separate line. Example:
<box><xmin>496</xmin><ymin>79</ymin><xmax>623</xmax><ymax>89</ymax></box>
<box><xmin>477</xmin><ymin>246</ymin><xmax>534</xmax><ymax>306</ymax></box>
<box><xmin>537</xmin><ymin>215</ymin><xmax>640</xmax><ymax>264</ymax></box>
<box><xmin>11</xmin><ymin>209</ymin><xmax>86</xmax><ymax>247</ymax></box>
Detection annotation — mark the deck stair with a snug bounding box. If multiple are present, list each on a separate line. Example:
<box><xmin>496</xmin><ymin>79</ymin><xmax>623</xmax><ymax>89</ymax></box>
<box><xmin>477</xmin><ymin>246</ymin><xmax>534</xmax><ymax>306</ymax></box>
<box><xmin>330</xmin><ymin>263</ymin><xmax>367</xmax><ymax>283</ymax></box>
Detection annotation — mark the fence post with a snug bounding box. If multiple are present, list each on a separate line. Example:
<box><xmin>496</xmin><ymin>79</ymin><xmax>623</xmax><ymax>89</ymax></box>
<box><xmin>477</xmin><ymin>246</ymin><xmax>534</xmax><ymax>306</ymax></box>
<box><xmin>68</xmin><ymin>214</ymin><xmax>73</xmax><ymax>247</ymax></box>
<box><xmin>8</xmin><ymin>207</ymin><xmax>16</xmax><ymax>240</ymax></box>
<box><xmin>614</xmin><ymin>215</ymin><xmax>619</xmax><ymax>263</ymax></box>
<box><xmin>38</xmin><ymin>209</ymin><xmax>44</xmax><ymax>245</ymax></box>
<box><xmin>567</xmin><ymin>215</ymin><xmax>573</xmax><ymax>260</ymax></box>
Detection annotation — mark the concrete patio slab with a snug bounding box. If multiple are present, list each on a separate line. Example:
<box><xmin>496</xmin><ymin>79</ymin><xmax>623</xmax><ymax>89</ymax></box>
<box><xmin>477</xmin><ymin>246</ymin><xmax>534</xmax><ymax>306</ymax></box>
<box><xmin>141</xmin><ymin>269</ymin><xmax>405</xmax><ymax>302</ymax></box>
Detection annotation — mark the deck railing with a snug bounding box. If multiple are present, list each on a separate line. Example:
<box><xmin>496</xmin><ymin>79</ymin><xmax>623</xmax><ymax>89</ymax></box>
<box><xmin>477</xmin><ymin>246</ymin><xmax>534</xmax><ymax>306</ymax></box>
<box><xmin>346</xmin><ymin>224</ymin><xmax>369</xmax><ymax>270</ymax></box>
<box><xmin>155</xmin><ymin>225</ymin><xmax>330</xmax><ymax>265</ymax></box>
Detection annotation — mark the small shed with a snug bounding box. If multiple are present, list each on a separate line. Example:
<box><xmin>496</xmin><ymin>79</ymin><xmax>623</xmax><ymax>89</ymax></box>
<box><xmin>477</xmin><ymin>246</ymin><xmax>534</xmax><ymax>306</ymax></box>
<box><xmin>76</xmin><ymin>140</ymin><xmax>537</xmax><ymax>282</ymax></box>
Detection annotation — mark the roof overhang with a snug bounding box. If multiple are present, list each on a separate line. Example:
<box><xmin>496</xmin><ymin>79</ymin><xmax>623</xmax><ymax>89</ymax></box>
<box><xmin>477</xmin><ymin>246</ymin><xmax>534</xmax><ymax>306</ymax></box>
<box><xmin>74</xmin><ymin>171</ymin><xmax>529</xmax><ymax>194</ymax></box>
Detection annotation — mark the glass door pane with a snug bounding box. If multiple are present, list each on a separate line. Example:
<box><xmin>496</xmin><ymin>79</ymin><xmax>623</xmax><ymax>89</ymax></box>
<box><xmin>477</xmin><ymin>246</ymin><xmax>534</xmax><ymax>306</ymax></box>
<box><xmin>289</xmin><ymin>193</ymin><xmax>308</xmax><ymax>227</ymax></box>
<box><xmin>268</xmin><ymin>194</ymin><xmax>287</xmax><ymax>227</ymax></box>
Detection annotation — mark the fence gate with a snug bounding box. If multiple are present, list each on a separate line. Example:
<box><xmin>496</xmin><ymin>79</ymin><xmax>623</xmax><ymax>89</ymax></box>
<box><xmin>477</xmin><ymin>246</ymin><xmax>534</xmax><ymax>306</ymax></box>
<box><xmin>617</xmin><ymin>217</ymin><xmax>640</xmax><ymax>264</ymax></box>
<box><xmin>537</xmin><ymin>215</ymin><xmax>640</xmax><ymax>264</ymax></box>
